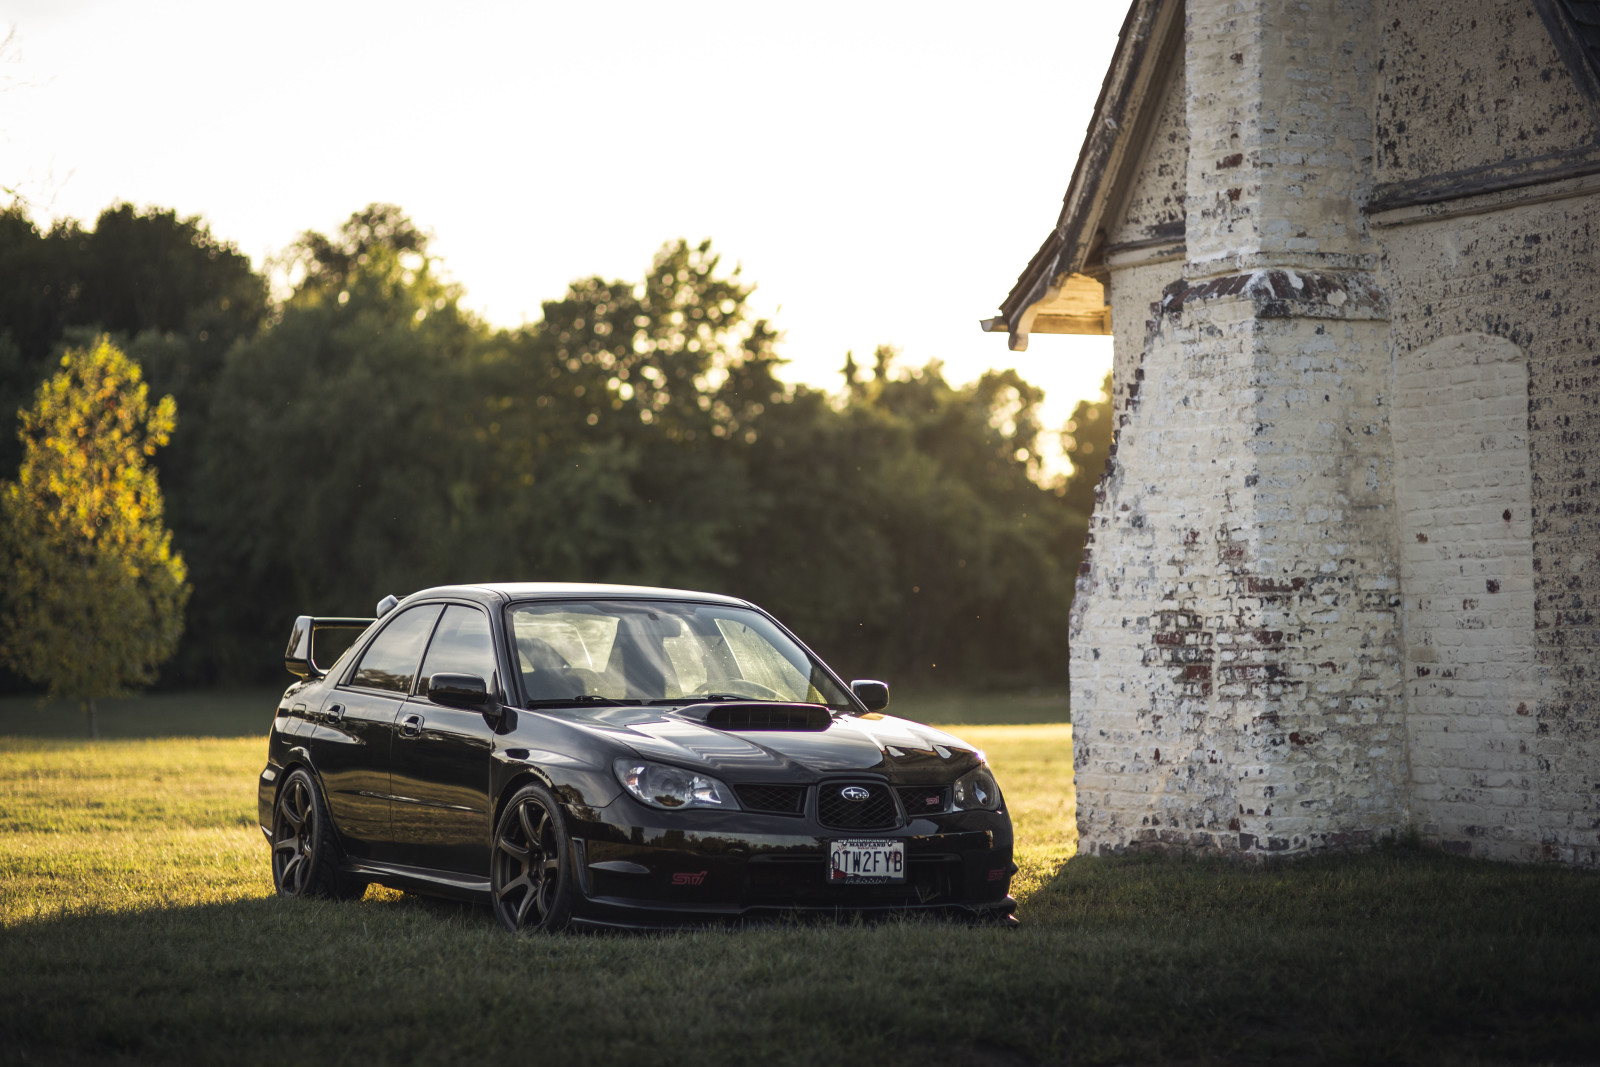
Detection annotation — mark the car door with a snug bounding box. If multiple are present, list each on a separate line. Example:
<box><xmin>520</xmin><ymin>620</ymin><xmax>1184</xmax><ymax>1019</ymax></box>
<box><xmin>387</xmin><ymin>603</ymin><xmax>501</xmax><ymax>876</ymax></box>
<box><xmin>313</xmin><ymin>603</ymin><xmax>442</xmax><ymax>860</ymax></box>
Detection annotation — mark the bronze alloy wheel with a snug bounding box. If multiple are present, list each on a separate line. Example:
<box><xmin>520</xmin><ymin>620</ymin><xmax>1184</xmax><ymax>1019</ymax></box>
<box><xmin>491</xmin><ymin>784</ymin><xmax>573</xmax><ymax>933</ymax></box>
<box><xmin>271</xmin><ymin>768</ymin><xmax>365</xmax><ymax>900</ymax></box>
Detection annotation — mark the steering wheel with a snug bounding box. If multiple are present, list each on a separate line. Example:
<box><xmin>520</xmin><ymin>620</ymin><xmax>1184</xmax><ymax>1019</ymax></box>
<box><xmin>693</xmin><ymin>679</ymin><xmax>780</xmax><ymax>699</ymax></box>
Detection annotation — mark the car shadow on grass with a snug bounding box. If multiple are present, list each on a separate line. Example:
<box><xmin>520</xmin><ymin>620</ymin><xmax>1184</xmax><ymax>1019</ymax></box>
<box><xmin>9</xmin><ymin>849</ymin><xmax>1599</xmax><ymax>1066</ymax></box>
<box><xmin>2</xmin><ymin>890</ymin><xmax>1052</xmax><ymax>1067</ymax></box>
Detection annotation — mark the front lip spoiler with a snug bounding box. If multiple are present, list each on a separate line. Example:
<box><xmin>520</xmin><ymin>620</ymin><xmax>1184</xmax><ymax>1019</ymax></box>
<box><xmin>565</xmin><ymin>896</ymin><xmax>1020</xmax><ymax>933</ymax></box>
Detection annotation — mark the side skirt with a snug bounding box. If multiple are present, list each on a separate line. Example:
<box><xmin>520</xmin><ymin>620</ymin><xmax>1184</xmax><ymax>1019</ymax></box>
<box><xmin>342</xmin><ymin>858</ymin><xmax>490</xmax><ymax>901</ymax></box>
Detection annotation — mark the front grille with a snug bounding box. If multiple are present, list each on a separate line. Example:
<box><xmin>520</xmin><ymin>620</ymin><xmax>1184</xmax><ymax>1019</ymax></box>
<box><xmin>736</xmin><ymin>784</ymin><xmax>807</xmax><ymax>816</ymax></box>
<box><xmin>817</xmin><ymin>782</ymin><xmax>898</xmax><ymax>831</ymax></box>
<box><xmin>896</xmin><ymin>785</ymin><xmax>950</xmax><ymax>817</ymax></box>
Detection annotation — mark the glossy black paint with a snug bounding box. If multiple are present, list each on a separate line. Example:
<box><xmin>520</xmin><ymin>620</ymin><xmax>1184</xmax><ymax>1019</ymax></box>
<box><xmin>259</xmin><ymin>582</ymin><xmax>1017</xmax><ymax>929</ymax></box>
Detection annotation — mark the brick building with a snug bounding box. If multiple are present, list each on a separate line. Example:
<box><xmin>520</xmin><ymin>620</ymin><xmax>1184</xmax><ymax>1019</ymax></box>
<box><xmin>985</xmin><ymin>0</ymin><xmax>1600</xmax><ymax>863</ymax></box>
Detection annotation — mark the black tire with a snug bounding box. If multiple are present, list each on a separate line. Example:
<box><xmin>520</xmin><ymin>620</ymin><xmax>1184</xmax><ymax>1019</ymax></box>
<box><xmin>491</xmin><ymin>783</ymin><xmax>574</xmax><ymax>933</ymax></box>
<box><xmin>271</xmin><ymin>767</ymin><xmax>366</xmax><ymax>900</ymax></box>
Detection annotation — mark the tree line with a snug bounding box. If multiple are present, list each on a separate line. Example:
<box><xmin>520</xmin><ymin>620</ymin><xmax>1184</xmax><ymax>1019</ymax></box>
<box><xmin>0</xmin><ymin>202</ymin><xmax>1112</xmax><ymax>692</ymax></box>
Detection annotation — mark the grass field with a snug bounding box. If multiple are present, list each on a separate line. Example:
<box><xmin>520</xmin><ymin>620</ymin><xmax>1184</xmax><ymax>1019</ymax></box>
<box><xmin>3</xmin><ymin>692</ymin><xmax>1598</xmax><ymax>1065</ymax></box>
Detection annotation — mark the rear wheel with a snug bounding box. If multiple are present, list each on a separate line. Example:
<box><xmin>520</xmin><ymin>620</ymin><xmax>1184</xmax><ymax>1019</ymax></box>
<box><xmin>271</xmin><ymin>768</ymin><xmax>365</xmax><ymax>900</ymax></box>
<box><xmin>491</xmin><ymin>784</ymin><xmax>574</xmax><ymax>933</ymax></box>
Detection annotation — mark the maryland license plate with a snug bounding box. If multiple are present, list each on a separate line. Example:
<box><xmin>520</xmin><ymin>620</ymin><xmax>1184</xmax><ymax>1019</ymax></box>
<box><xmin>828</xmin><ymin>838</ymin><xmax>906</xmax><ymax>884</ymax></box>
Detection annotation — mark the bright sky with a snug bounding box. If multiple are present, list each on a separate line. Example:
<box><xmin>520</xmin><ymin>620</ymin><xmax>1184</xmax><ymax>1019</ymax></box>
<box><xmin>2</xmin><ymin>0</ymin><xmax>1120</xmax><ymax>467</ymax></box>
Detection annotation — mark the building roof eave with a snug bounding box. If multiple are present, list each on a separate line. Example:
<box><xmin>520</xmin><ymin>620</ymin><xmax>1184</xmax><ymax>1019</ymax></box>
<box><xmin>985</xmin><ymin>0</ymin><xmax>1181</xmax><ymax>352</ymax></box>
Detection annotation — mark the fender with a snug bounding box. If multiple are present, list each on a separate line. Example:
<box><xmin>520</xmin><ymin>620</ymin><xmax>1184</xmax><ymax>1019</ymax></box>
<box><xmin>489</xmin><ymin>747</ymin><xmax>617</xmax><ymax>826</ymax></box>
<box><xmin>259</xmin><ymin>744</ymin><xmax>332</xmax><ymax>839</ymax></box>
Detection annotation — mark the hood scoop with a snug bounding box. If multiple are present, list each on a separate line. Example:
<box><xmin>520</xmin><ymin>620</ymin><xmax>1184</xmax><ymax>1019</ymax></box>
<box><xmin>671</xmin><ymin>701</ymin><xmax>832</xmax><ymax>732</ymax></box>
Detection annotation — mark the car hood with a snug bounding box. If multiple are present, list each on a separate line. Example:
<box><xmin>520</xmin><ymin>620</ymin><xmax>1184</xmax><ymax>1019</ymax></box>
<box><xmin>561</xmin><ymin>703</ymin><xmax>983</xmax><ymax>780</ymax></box>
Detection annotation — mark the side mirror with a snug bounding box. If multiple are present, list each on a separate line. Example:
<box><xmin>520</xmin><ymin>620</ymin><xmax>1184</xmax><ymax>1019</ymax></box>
<box><xmin>850</xmin><ymin>679</ymin><xmax>890</xmax><ymax>712</ymax></box>
<box><xmin>428</xmin><ymin>672</ymin><xmax>490</xmax><ymax>709</ymax></box>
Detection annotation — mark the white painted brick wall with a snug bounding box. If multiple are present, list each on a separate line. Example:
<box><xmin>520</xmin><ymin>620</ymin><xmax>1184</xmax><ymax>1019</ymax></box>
<box><xmin>1394</xmin><ymin>333</ymin><xmax>1539</xmax><ymax>860</ymax></box>
<box><xmin>1068</xmin><ymin>0</ymin><xmax>1600</xmax><ymax>867</ymax></box>
<box><xmin>1072</xmin><ymin>271</ymin><xmax>1406</xmax><ymax>855</ymax></box>
<box><xmin>1380</xmin><ymin>192</ymin><xmax>1600</xmax><ymax>865</ymax></box>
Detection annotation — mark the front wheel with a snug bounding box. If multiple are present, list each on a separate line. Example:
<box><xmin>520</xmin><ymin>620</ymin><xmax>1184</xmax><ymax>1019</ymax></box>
<box><xmin>271</xmin><ymin>768</ymin><xmax>365</xmax><ymax>900</ymax></box>
<box><xmin>491</xmin><ymin>784</ymin><xmax>574</xmax><ymax>933</ymax></box>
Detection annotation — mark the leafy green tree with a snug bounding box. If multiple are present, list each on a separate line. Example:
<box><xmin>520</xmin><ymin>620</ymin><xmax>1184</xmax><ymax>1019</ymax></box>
<box><xmin>192</xmin><ymin>225</ymin><xmax>791</xmax><ymax>682</ymax></box>
<box><xmin>0</xmin><ymin>204</ymin><xmax>266</xmax><ymax>576</ymax></box>
<box><xmin>730</xmin><ymin>348</ymin><xmax>1082</xmax><ymax>686</ymax></box>
<box><xmin>482</xmin><ymin>239</ymin><xmax>786</xmax><ymax>587</ymax></box>
<box><xmin>190</xmin><ymin>205</ymin><xmax>485</xmax><ymax>678</ymax></box>
<box><xmin>0</xmin><ymin>337</ymin><xmax>190</xmax><ymax>735</ymax></box>
<box><xmin>0</xmin><ymin>203</ymin><xmax>264</xmax><ymax>424</ymax></box>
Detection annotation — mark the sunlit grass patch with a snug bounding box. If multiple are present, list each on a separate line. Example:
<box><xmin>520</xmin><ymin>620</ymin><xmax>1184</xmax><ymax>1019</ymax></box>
<box><xmin>3</xmin><ymin>826</ymin><xmax>267</xmax><ymax>922</ymax></box>
<box><xmin>0</xmin><ymin>736</ymin><xmax>261</xmax><ymax>833</ymax></box>
<box><xmin>1</xmin><ymin>736</ymin><xmax>269</xmax><ymax>922</ymax></box>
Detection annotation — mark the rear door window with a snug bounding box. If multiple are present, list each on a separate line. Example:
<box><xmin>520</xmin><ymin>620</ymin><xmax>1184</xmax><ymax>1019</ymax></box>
<box><xmin>349</xmin><ymin>605</ymin><xmax>442</xmax><ymax>693</ymax></box>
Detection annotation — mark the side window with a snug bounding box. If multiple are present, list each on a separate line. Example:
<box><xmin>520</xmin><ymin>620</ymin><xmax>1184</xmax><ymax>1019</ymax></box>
<box><xmin>349</xmin><ymin>605</ymin><xmax>442</xmax><ymax>694</ymax></box>
<box><xmin>419</xmin><ymin>605</ymin><xmax>497</xmax><ymax>688</ymax></box>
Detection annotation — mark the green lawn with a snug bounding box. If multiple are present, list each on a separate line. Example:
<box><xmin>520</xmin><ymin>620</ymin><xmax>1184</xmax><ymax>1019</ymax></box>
<box><xmin>0</xmin><ymin>688</ymin><xmax>283</xmax><ymax>739</ymax></box>
<box><xmin>3</xmin><ymin>692</ymin><xmax>1598</xmax><ymax>1066</ymax></box>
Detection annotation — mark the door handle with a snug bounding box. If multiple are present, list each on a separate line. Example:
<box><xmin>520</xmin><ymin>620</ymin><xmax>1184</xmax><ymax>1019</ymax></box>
<box><xmin>326</xmin><ymin>703</ymin><xmax>344</xmax><ymax>723</ymax></box>
<box><xmin>399</xmin><ymin>714</ymin><xmax>424</xmax><ymax>738</ymax></box>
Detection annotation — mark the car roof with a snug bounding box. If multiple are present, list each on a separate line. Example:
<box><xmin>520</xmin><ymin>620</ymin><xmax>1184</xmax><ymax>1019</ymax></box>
<box><xmin>397</xmin><ymin>582</ymin><xmax>756</xmax><ymax>610</ymax></box>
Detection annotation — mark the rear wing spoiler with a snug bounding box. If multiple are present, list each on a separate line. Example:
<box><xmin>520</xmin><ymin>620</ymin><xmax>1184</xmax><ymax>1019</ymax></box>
<box><xmin>284</xmin><ymin>616</ymin><xmax>375</xmax><ymax>679</ymax></box>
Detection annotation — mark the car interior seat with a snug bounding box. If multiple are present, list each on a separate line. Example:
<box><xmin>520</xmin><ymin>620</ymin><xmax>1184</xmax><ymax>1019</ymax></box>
<box><xmin>517</xmin><ymin>635</ymin><xmax>583</xmax><ymax>701</ymax></box>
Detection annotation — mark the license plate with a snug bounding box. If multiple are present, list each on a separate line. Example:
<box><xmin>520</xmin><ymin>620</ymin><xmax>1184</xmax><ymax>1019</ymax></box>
<box><xmin>828</xmin><ymin>838</ymin><xmax>905</xmax><ymax>884</ymax></box>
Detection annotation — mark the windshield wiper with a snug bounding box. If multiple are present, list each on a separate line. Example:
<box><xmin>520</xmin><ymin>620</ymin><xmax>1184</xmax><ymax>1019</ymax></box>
<box><xmin>643</xmin><ymin>694</ymin><xmax>772</xmax><ymax>705</ymax></box>
<box><xmin>524</xmin><ymin>695</ymin><xmax>629</xmax><ymax>708</ymax></box>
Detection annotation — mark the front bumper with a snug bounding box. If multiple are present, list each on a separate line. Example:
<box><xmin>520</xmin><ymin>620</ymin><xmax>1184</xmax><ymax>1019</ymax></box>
<box><xmin>564</xmin><ymin>799</ymin><xmax>1018</xmax><ymax>929</ymax></box>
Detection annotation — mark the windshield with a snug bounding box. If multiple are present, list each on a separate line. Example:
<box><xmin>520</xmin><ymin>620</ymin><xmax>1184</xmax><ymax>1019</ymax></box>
<box><xmin>506</xmin><ymin>599</ymin><xmax>852</xmax><ymax>710</ymax></box>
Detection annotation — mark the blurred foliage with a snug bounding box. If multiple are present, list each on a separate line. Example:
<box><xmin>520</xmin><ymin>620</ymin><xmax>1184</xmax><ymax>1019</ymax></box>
<box><xmin>0</xmin><ymin>202</ymin><xmax>1104</xmax><ymax>690</ymax></box>
<box><xmin>729</xmin><ymin>349</ymin><xmax>1082</xmax><ymax>684</ymax></box>
<box><xmin>0</xmin><ymin>204</ymin><xmax>265</xmax><ymax>694</ymax></box>
<box><xmin>0</xmin><ymin>204</ymin><xmax>264</xmax><ymax>475</ymax></box>
<box><xmin>0</xmin><ymin>338</ymin><xmax>190</xmax><ymax>732</ymax></box>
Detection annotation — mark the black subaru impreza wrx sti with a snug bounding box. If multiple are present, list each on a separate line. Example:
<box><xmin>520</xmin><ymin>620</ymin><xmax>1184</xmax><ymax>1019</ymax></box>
<box><xmin>259</xmin><ymin>583</ymin><xmax>1017</xmax><ymax>931</ymax></box>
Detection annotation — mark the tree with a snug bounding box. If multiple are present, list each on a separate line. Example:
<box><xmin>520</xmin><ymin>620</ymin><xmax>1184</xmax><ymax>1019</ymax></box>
<box><xmin>0</xmin><ymin>203</ymin><xmax>266</xmax><ymax>583</ymax></box>
<box><xmin>729</xmin><ymin>348</ymin><xmax>1083</xmax><ymax>686</ymax></box>
<box><xmin>0</xmin><ymin>337</ymin><xmax>190</xmax><ymax>735</ymax></box>
<box><xmin>483</xmin><ymin>238</ymin><xmax>787</xmax><ymax>587</ymax></box>
<box><xmin>190</xmin><ymin>226</ymin><xmax>790</xmax><ymax>682</ymax></box>
<box><xmin>190</xmin><ymin>205</ymin><xmax>487</xmax><ymax>677</ymax></box>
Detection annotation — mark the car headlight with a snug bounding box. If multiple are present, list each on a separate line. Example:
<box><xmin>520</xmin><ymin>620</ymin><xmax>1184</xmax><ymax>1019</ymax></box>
<box><xmin>953</xmin><ymin>765</ymin><xmax>1002</xmax><ymax>811</ymax></box>
<box><xmin>613</xmin><ymin>758</ymin><xmax>738</xmax><ymax>811</ymax></box>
